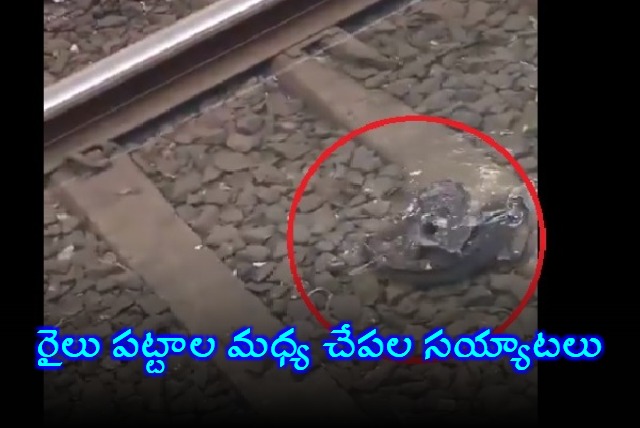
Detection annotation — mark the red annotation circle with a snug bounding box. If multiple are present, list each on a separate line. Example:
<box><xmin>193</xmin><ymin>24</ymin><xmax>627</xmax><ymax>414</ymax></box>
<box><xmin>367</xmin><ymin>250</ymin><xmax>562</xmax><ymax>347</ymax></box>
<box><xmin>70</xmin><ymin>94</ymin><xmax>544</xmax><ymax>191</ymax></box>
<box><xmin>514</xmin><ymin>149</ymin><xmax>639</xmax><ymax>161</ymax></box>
<box><xmin>286</xmin><ymin>115</ymin><xmax>546</xmax><ymax>365</ymax></box>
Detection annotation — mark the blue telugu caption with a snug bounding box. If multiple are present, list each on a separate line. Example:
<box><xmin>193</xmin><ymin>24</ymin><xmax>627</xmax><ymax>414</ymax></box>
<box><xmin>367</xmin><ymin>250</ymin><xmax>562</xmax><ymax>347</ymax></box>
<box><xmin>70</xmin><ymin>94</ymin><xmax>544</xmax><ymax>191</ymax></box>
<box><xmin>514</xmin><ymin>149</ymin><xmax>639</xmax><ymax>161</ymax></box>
<box><xmin>36</xmin><ymin>323</ymin><xmax>603</xmax><ymax>376</ymax></box>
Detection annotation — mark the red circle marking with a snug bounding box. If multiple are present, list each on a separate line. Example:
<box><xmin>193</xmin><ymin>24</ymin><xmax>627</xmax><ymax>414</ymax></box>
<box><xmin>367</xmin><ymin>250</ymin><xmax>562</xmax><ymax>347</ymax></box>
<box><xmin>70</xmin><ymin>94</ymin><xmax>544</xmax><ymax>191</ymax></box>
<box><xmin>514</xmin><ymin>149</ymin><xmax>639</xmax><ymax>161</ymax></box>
<box><xmin>286</xmin><ymin>115</ymin><xmax>546</xmax><ymax>365</ymax></box>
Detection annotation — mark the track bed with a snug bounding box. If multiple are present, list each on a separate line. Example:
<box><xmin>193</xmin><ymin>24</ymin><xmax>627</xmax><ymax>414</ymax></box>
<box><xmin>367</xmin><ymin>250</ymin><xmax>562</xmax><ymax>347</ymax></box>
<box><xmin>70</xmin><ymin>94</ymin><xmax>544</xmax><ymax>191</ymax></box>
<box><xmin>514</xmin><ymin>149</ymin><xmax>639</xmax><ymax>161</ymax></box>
<box><xmin>44</xmin><ymin>0</ymin><xmax>539</xmax><ymax>423</ymax></box>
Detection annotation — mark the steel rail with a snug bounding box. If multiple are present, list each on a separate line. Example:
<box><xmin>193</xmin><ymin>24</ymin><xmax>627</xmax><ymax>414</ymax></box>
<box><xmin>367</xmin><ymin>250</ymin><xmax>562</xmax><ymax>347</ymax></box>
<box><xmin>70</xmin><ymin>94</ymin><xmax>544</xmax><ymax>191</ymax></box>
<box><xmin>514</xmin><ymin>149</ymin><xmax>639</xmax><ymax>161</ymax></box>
<box><xmin>43</xmin><ymin>0</ymin><xmax>288</xmax><ymax>122</ymax></box>
<box><xmin>44</xmin><ymin>0</ymin><xmax>386</xmax><ymax>175</ymax></box>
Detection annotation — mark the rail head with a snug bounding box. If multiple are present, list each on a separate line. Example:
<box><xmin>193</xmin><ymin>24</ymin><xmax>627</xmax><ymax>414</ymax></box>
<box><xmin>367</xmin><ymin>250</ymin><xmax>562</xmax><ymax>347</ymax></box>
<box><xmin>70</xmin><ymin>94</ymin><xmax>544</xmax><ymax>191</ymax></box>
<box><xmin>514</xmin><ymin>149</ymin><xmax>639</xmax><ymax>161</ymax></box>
<box><xmin>43</xmin><ymin>0</ymin><xmax>289</xmax><ymax>122</ymax></box>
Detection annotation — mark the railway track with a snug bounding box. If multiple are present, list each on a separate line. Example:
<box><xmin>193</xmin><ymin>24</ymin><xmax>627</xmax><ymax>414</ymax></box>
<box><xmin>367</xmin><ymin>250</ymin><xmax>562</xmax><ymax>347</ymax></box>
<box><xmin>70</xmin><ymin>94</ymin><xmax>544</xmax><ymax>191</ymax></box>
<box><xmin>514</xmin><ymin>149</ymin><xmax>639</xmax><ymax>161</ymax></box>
<box><xmin>44</xmin><ymin>0</ymin><xmax>539</xmax><ymax>424</ymax></box>
<box><xmin>44</xmin><ymin>0</ymin><xmax>219</xmax><ymax>85</ymax></box>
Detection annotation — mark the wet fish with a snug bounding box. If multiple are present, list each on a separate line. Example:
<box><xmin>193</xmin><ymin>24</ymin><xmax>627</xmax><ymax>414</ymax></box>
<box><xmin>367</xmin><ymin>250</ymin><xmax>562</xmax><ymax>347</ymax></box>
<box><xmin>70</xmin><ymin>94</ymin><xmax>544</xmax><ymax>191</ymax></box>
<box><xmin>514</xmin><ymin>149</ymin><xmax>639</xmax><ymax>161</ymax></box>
<box><xmin>405</xmin><ymin>179</ymin><xmax>474</xmax><ymax>254</ymax></box>
<box><xmin>362</xmin><ymin>181</ymin><xmax>530</xmax><ymax>289</ymax></box>
<box><xmin>373</xmin><ymin>219</ymin><xmax>521</xmax><ymax>288</ymax></box>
